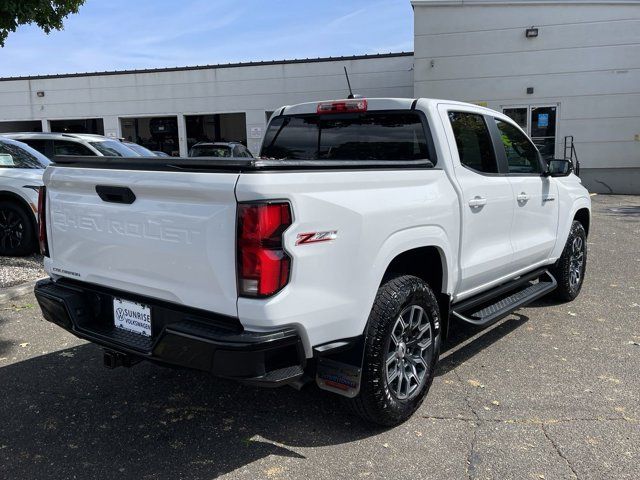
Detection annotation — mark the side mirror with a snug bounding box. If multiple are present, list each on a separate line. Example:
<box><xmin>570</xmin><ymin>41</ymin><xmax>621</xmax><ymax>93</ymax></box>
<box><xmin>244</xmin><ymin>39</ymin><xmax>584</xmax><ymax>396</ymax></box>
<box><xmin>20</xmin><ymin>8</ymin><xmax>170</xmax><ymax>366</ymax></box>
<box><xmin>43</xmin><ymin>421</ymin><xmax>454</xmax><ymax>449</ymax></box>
<box><xmin>545</xmin><ymin>159</ymin><xmax>573</xmax><ymax>177</ymax></box>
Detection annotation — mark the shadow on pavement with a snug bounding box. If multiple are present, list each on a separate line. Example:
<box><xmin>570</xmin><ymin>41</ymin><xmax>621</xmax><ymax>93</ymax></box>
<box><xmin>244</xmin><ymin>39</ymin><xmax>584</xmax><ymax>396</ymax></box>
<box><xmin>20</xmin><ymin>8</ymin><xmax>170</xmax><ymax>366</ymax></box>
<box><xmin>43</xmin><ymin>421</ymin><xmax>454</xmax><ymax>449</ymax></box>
<box><xmin>0</xmin><ymin>343</ymin><xmax>376</xmax><ymax>480</ymax></box>
<box><xmin>0</xmin><ymin>310</ymin><xmax>530</xmax><ymax>479</ymax></box>
<box><xmin>437</xmin><ymin>313</ymin><xmax>529</xmax><ymax>375</ymax></box>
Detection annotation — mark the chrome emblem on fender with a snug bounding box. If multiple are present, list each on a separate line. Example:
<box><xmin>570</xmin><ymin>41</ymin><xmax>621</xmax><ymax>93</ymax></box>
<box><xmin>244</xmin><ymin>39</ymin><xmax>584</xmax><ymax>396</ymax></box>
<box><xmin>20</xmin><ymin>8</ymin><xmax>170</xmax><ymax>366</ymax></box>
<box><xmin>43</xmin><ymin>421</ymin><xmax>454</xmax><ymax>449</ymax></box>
<box><xmin>296</xmin><ymin>230</ymin><xmax>338</xmax><ymax>245</ymax></box>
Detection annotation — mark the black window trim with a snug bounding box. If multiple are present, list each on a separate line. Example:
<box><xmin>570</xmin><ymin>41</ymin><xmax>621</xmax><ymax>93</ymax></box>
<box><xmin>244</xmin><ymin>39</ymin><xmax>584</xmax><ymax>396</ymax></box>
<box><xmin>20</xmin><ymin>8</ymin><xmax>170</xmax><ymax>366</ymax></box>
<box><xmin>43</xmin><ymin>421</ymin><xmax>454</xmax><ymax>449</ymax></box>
<box><xmin>489</xmin><ymin>116</ymin><xmax>546</xmax><ymax>177</ymax></box>
<box><xmin>261</xmin><ymin>109</ymin><xmax>439</xmax><ymax>168</ymax></box>
<box><xmin>447</xmin><ymin>110</ymin><xmax>505</xmax><ymax>177</ymax></box>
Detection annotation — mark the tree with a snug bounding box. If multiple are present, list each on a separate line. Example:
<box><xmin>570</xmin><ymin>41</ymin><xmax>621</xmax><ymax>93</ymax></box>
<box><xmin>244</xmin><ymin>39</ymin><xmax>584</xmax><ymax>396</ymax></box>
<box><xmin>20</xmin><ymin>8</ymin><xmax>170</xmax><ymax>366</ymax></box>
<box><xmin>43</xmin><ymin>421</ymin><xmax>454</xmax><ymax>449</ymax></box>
<box><xmin>0</xmin><ymin>0</ymin><xmax>85</xmax><ymax>47</ymax></box>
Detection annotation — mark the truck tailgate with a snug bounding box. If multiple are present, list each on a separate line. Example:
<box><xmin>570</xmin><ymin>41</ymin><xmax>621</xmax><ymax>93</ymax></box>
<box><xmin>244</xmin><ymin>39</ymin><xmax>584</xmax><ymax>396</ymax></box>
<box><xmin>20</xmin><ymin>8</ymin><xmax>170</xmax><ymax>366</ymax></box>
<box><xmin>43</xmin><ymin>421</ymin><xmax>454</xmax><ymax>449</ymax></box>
<box><xmin>44</xmin><ymin>167</ymin><xmax>240</xmax><ymax>316</ymax></box>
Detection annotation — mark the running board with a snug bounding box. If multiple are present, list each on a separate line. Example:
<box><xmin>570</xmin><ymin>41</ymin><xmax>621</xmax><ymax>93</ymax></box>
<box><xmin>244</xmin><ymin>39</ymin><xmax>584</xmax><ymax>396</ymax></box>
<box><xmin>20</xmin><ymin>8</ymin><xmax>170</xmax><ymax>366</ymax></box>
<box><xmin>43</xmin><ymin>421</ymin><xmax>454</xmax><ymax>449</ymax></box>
<box><xmin>452</xmin><ymin>270</ymin><xmax>557</xmax><ymax>327</ymax></box>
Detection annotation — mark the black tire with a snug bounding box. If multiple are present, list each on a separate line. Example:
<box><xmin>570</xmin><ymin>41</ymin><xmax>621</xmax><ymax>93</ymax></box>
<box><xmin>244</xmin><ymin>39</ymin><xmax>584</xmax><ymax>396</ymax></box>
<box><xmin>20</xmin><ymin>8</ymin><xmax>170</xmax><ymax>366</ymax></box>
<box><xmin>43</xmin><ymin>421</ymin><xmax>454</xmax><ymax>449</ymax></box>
<box><xmin>549</xmin><ymin>220</ymin><xmax>587</xmax><ymax>302</ymax></box>
<box><xmin>347</xmin><ymin>275</ymin><xmax>441</xmax><ymax>426</ymax></box>
<box><xmin>0</xmin><ymin>200</ymin><xmax>37</xmax><ymax>256</ymax></box>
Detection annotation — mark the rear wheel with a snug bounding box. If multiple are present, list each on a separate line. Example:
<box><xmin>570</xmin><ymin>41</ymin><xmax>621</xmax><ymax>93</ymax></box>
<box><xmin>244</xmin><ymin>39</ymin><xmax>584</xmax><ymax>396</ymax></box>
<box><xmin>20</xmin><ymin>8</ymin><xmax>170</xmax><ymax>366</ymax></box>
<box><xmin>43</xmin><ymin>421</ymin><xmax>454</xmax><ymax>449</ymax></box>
<box><xmin>348</xmin><ymin>275</ymin><xmax>441</xmax><ymax>426</ymax></box>
<box><xmin>549</xmin><ymin>220</ymin><xmax>587</xmax><ymax>302</ymax></box>
<box><xmin>0</xmin><ymin>201</ymin><xmax>36</xmax><ymax>256</ymax></box>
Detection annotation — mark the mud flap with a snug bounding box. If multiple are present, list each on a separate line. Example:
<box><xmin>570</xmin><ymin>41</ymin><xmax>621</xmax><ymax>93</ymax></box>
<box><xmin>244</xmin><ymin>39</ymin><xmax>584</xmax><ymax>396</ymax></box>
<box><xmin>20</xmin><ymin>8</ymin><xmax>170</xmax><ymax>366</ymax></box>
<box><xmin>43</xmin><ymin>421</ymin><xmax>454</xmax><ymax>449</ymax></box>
<box><xmin>314</xmin><ymin>336</ymin><xmax>365</xmax><ymax>398</ymax></box>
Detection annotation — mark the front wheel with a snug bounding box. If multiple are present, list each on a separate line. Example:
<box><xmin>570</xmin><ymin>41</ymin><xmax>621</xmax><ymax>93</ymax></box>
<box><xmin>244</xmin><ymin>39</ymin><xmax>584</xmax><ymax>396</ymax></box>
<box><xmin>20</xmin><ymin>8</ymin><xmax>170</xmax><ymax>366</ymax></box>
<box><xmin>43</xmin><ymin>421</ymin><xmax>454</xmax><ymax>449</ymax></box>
<box><xmin>348</xmin><ymin>275</ymin><xmax>441</xmax><ymax>426</ymax></box>
<box><xmin>0</xmin><ymin>201</ymin><xmax>36</xmax><ymax>257</ymax></box>
<box><xmin>549</xmin><ymin>220</ymin><xmax>587</xmax><ymax>302</ymax></box>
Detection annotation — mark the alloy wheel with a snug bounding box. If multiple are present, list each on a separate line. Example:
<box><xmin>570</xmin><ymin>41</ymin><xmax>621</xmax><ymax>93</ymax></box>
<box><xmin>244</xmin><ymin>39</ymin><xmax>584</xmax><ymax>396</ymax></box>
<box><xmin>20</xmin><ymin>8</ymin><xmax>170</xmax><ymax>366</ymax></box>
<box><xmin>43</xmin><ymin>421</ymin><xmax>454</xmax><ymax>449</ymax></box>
<box><xmin>385</xmin><ymin>305</ymin><xmax>433</xmax><ymax>400</ymax></box>
<box><xmin>0</xmin><ymin>209</ymin><xmax>25</xmax><ymax>251</ymax></box>
<box><xmin>569</xmin><ymin>236</ymin><xmax>585</xmax><ymax>289</ymax></box>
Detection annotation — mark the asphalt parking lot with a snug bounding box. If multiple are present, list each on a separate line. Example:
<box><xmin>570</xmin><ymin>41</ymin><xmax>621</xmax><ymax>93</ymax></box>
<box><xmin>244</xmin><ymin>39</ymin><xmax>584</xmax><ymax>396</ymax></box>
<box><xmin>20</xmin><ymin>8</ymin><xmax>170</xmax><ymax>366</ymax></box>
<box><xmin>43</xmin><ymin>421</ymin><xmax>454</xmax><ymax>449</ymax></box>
<box><xmin>0</xmin><ymin>194</ymin><xmax>638</xmax><ymax>480</ymax></box>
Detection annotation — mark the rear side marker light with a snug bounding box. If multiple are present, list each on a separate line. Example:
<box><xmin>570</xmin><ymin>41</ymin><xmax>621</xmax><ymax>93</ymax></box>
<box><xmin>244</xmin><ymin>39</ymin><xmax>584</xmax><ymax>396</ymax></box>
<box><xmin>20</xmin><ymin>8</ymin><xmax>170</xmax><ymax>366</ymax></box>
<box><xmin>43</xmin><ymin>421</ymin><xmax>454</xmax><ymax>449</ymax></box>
<box><xmin>37</xmin><ymin>186</ymin><xmax>49</xmax><ymax>256</ymax></box>
<box><xmin>237</xmin><ymin>202</ymin><xmax>292</xmax><ymax>298</ymax></box>
<box><xmin>317</xmin><ymin>99</ymin><xmax>367</xmax><ymax>114</ymax></box>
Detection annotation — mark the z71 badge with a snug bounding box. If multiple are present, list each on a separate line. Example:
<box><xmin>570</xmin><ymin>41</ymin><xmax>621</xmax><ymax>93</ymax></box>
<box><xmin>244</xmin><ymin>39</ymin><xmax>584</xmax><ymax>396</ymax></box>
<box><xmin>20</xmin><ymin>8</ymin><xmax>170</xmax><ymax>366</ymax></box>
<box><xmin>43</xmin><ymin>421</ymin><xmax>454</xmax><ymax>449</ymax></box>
<box><xmin>296</xmin><ymin>230</ymin><xmax>337</xmax><ymax>245</ymax></box>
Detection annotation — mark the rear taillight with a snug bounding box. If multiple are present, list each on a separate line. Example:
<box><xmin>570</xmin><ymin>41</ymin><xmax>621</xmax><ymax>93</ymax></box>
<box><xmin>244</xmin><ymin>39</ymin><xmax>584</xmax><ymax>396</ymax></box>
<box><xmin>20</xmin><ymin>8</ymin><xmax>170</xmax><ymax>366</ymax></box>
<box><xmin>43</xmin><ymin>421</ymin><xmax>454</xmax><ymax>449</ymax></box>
<box><xmin>37</xmin><ymin>186</ymin><xmax>49</xmax><ymax>256</ymax></box>
<box><xmin>317</xmin><ymin>99</ymin><xmax>367</xmax><ymax>114</ymax></box>
<box><xmin>237</xmin><ymin>202</ymin><xmax>292</xmax><ymax>298</ymax></box>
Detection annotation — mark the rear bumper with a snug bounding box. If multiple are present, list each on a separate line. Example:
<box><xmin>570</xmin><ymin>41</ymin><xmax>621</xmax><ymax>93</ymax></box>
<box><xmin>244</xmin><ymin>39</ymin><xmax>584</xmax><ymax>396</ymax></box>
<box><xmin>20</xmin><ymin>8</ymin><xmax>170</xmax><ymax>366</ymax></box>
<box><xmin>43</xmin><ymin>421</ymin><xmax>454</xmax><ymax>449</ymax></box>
<box><xmin>34</xmin><ymin>279</ymin><xmax>305</xmax><ymax>385</ymax></box>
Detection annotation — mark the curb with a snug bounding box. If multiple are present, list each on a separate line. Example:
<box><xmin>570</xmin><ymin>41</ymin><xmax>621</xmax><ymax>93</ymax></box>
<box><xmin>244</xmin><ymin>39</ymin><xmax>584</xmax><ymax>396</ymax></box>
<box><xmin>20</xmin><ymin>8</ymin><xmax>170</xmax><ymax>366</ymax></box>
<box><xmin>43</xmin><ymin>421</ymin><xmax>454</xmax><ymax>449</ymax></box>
<box><xmin>0</xmin><ymin>277</ymin><xmax>46</xmax><ymax>304</ymax></box>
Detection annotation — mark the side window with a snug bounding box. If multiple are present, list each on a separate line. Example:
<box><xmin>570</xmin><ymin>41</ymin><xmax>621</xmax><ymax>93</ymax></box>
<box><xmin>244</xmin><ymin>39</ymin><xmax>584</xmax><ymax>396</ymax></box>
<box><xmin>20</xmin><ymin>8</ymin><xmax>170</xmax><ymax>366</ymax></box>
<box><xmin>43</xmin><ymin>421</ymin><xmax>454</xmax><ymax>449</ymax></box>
<box><xmin>494</xmin><ymin>120</ymin><xmax>541</xmax><ymax>174</ymax></box>
<box><xmin>448</xmin><ymin>112</ymin><xmax>498</xmax><ymax>173</ymax></box>
<box><xmin>20</xmin><ymin>139</ymin><xmax>49</xmax><ymax>156</ymax></box>
<box><xmin>54</xmin><ymin>140</ymin><xmax>94</xmax><ymax>156</ymax></box>
<box><xmin>0</xmin><ymin>142</ymin><xmax>48</xmax><ymax>168</ymax></box>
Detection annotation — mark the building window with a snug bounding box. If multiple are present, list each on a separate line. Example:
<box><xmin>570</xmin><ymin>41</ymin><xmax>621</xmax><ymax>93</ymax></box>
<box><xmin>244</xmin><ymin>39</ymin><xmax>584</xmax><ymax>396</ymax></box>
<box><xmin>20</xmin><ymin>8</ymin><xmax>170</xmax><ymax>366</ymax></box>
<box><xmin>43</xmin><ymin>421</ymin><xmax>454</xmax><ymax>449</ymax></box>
<box><xmin>185</xmin><ymin>113</ymin><xmax>247</xmax><ymax>151</ymax></box>
<box><xmin>50</xmin><ymin>118</ymin><xmax>104</xmax><ymax>135</ymax></box>
<box><xmin>120</xmin><ymin>117</ymin><xmax>179</xmax><ymax>156</ymax></box>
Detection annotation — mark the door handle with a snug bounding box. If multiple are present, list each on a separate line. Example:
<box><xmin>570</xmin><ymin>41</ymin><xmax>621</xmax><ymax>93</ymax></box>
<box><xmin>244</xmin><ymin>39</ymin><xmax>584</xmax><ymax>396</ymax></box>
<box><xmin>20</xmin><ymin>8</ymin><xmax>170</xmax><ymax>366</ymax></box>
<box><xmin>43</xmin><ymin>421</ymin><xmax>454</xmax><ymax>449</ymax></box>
<box><xmin>517</xmin><ymin>192</ymin><xmax>529</xmax><ymax>203</ymax></box>
<box><xmin>468</xmin><ymin>196</ymin><xmax>487</xmax><ymax>208</ymax></box>
<box><xmin>96</xmin><ymin>185</ymin><xmax>136</xmax><ymax>204</ymax></box>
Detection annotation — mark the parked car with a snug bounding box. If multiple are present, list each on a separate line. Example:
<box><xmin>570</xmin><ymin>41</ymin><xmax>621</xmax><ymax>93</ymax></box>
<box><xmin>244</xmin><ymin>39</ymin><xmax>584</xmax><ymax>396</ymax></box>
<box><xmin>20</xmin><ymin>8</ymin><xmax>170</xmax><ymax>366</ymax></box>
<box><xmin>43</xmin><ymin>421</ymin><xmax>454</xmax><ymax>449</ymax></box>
<box><xmin>189</xmin><ymin>141</ymin><xmax>253</xmax><ymax>158</ymax></box>
<box><xmin>34</xmin><ymin>98</ymin><xmax>590</xmax><ymax>426</ymax></box>
<box><xmin>3</xmin><ymin>132</ymin><xmax>140</xmax><ymax>159</ymax></box>
<box><xmin>0</xmin><ymin>136</ymin><xmax>49</xmax><ymax>256</ymax></box>
<box><xmin>120</xmin><ymin>140</ymin><xmax>157</xmax><ymax>157</ymax></box>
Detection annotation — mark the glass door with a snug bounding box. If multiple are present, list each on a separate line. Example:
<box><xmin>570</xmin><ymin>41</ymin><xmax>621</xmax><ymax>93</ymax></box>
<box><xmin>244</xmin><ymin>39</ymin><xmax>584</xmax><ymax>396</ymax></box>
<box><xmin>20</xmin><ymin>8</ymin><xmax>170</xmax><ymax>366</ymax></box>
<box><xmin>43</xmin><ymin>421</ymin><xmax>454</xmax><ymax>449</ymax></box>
<box><xmin>502</xmin><ymin>105</ymin><xmax>558</xmax><ymax>161</ymax></box>
<box><xmin>530</xmin><ymin>106</ymin><xmax>557</xmax><ymax>161</ymax></box>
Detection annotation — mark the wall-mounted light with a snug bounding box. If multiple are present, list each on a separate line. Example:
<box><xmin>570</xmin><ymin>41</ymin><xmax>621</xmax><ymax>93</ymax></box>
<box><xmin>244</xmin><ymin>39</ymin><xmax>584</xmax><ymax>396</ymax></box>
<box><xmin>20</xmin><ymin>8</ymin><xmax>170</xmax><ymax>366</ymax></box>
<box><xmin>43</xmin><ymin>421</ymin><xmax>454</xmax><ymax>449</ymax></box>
<box><xmin>36</xmin><ymin>91</ymin><xmax>45</xmax><ymax>97</ymax></box>
<box><xmin>525</xmin><ymin>26</ymin><xmax>539</xmax><ymax>38</ymax></box>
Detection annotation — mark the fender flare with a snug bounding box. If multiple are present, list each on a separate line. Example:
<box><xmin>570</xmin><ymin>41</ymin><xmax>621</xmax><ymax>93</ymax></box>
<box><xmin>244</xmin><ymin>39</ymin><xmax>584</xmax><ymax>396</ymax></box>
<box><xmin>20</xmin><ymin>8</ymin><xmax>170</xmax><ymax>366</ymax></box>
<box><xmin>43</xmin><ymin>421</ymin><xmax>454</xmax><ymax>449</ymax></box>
<box><xmin>552</xmin><ymin>196</ymin><xmax>591</xmax><ymax>259</ymax></box>
<box><xmin>0</xmin><ymin>189</ymin><xmax>38</xmax><ymax>224</ymax></box>
<box><xmin>314</xmin><ymin>226</ymin><xmax>455</xmax><ymax>394</ymax></box>
<box><xmin>363</xmin><ymin>226</ymin><xmax>455</xmax><ymax>317</ymax></box>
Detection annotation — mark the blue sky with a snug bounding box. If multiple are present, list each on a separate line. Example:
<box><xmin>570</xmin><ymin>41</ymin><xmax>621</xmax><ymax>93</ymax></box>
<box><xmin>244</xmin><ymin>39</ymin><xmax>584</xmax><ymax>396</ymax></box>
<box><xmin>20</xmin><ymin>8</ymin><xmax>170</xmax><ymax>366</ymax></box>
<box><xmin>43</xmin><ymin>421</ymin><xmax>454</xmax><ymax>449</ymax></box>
<box><xmin>1</xmin><ymin>0</ymin><xmax>414</xmax><ymax>77</ymax></box>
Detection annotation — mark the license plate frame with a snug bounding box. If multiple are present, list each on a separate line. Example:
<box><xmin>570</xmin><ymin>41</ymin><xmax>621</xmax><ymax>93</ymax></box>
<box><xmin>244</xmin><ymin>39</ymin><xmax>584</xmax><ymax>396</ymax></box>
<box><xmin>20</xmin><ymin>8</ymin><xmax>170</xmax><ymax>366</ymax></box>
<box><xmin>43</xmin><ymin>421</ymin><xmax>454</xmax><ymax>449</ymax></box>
<box><xmin>113</xmin><ymin>297</ymin><xmax>152</xmax><ymax>337</ymax></box>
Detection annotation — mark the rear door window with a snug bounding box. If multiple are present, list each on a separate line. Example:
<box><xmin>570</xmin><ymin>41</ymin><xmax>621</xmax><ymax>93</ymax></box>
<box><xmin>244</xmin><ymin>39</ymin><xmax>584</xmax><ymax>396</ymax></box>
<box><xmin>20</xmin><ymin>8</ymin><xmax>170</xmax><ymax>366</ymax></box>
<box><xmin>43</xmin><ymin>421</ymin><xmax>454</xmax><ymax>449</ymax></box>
<box><xmin>54</xmin><ymin>140</ymin><xmax>94</xmax><ymax>156</ymax></box>
<box><xmin>448</xmin><ymin>112</ymin><xmax>499</xmax><ymax>174</ymax></box>
<box><xmin>19</xmin><ymin>139</ymin><xmax>50</xmax><ymax>156</ymax></box>
<box><xmin>261</xmin><ymin>112</ymin><xmax>431</xmax><ymax>163</ymax></box>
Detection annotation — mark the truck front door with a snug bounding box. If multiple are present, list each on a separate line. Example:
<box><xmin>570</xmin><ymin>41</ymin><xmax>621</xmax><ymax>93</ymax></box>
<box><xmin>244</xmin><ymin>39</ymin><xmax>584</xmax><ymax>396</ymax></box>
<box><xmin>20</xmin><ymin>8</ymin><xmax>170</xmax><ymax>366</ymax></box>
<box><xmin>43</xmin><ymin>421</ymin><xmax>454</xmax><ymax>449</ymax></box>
<box><xmin>490</xmin><ymin>117</ymin><xmax>560</xmax><ymax>271</ymax></box>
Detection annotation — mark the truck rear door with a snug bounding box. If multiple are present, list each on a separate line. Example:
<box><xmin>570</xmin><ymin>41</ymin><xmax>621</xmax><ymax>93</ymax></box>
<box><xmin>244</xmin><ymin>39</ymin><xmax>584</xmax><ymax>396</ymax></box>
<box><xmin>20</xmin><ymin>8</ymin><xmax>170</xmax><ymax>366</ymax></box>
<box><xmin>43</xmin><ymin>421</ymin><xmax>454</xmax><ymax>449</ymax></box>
<box><xmin>438</xmin><ymin>105</ymin><xmax>516</xmax><ymax>298</ymax></box>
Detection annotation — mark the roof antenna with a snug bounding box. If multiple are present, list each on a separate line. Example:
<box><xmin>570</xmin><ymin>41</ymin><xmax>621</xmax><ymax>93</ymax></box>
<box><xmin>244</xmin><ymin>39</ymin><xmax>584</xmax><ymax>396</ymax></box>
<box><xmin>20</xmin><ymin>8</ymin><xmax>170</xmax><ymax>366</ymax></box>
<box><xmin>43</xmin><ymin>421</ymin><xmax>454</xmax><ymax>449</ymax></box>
<box><xmin>344</xmin><ymin>66</ymin><xmax>355</xmax><ymax>99</ymax></box>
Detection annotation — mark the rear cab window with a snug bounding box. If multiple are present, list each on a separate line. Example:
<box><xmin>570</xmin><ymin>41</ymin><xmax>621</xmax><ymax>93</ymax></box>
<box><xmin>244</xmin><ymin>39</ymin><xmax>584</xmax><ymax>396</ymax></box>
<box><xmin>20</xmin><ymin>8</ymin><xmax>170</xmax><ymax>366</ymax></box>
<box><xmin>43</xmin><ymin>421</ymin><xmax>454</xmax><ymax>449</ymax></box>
<box><xmin>261</xmin><ymin>111</ymin><xmax>433</xmax><ymax>164</ymax></box>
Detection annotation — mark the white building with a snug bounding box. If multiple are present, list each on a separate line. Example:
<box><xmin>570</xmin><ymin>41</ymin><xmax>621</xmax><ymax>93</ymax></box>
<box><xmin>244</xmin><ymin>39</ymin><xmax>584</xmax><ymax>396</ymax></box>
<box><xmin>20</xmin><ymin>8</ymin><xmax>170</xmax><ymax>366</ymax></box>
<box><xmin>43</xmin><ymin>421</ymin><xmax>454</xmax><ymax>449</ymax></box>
<box><xmin>0</xmin><ymin>53</ymin><xmax>414</xmax><ymax>157</ymax></box>
<box><xmin>1</xmin><ymin>0</ymin><xmax>638</xmax><ymax>193</ymax></box>
<box><xmin>412</xmin><ymin>0</ymin><xmax>640</xmax><ymax>194</ymax></box>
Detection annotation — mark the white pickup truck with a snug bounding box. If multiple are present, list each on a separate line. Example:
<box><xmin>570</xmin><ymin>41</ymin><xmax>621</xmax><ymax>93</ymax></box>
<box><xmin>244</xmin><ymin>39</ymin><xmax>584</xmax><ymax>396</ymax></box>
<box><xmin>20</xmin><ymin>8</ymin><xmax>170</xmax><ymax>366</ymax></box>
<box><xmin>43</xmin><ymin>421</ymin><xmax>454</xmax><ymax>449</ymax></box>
<box><xmin>34</xmin><ymin>98</ymin><xmax>590</xmax><ymax>425</ymax></box>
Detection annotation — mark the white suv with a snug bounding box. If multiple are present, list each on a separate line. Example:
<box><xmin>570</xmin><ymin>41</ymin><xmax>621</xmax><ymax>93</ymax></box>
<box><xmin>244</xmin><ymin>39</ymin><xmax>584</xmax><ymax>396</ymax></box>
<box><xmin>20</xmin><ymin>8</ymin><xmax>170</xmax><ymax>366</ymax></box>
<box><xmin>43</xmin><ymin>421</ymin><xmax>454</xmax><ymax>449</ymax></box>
<box><xmin>0</xmin><ymin>136</ymin><xmax>49</xmax><ymax>256</ymax></box>
<box><xmin>3</xmin><ymin>132</ymin><xmax>140</xmax><ymax>159</ymax></box>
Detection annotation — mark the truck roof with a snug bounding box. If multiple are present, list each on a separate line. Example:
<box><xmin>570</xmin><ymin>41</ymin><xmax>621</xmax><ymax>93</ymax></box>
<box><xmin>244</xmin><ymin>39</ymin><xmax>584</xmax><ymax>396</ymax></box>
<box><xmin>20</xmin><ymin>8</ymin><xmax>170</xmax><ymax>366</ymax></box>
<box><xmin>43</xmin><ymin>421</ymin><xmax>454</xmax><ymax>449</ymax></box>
<box><xmin>279</xmin><ymin>97</ymin><xmax>498</xmax><ymax>116</ymax></box>
<box><xmin>5</xmin><ymin>132</ymin><xmax>116</xmax><ymax>142</ymax></box>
